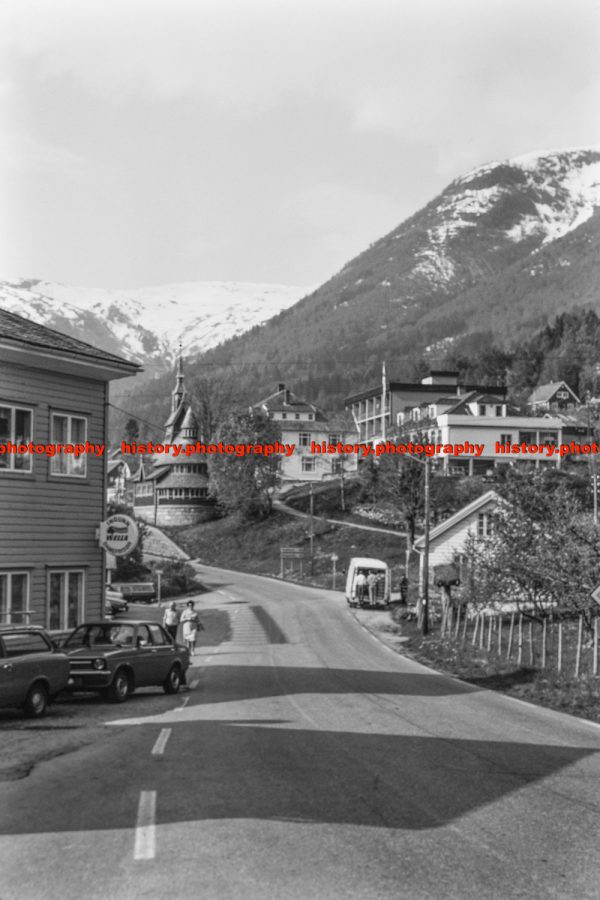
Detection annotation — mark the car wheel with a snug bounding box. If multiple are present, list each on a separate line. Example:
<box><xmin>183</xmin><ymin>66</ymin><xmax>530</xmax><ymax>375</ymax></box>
<box><xmin>107</xmin><ymin>668</ymin><xmax>131</xmax><ymax>703</ymax></box>
<box><xmin>163</xmin><ymin>664</ymin><xmax>182</xmax><ymax>695</ymax></box>
<box><xmin>23</xmin><ymin>682</ymin><xmax>48</xmax><ymax>718</ymax></box>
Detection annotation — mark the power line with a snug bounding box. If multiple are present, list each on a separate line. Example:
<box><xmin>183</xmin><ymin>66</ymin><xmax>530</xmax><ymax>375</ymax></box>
<box><xmin>106</xmin><ymin>402</ymin><xmax>167</xmax><ymax>435</ymax></box>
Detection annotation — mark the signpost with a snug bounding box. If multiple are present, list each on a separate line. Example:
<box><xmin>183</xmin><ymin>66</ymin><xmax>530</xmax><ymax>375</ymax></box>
<box><xmin>590</xmin><ymin>584</ymin><xmax>600</xmax><ymax>606</ymax></box>
<box><xmin>280</xmin><ymin>547</ymin><xmax>305</xmax><ymax>579</ymax></box>
<box><xmin>331</xmin><ymin>553</ymin><xmax>339</xmax><ymax>590</ymax></box>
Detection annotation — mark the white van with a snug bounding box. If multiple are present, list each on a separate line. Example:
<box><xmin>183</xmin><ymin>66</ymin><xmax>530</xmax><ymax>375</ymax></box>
<box><xmin>345</xmin><ymin>557</ymin><xmax>391</xmax><ymax>608</ymax></box>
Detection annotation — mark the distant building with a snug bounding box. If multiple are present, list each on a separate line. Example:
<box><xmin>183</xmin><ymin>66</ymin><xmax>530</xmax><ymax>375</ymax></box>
<box><xmin>131</xmin><ymin>357</ymin><xmax>214</xmax><ymax>525</ymax></box>
<box><xmin>253</xmin><ymin>383</ymin><xmax>359</xmax><ymax>483</ymax></box>
<box><xmin>106</xmin><ymin>451</ymin><xmax>133</xmax><ymax>505</ymax></box>
<box><xmin>345</xmin><ymin>368</ymin><xmax>508</xmax><ymax>445</ymax></box>
<box><xmin>527</xmin><ymin>381</ymin><xmax>581</xmax><ymax>414</ymax></box>
<box><xmin>0</xmin><ymin>308</ymin><xmax>140</xmax><ymax>629</ymax></box>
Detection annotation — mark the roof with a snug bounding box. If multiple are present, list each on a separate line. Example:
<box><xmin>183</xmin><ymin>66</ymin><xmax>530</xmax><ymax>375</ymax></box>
<box><xmin>349</xmin><ymin>557</ymin><xmax>388</xmax><ymax>569</ymax></box>
<box><xmin>528</xmin><ymin>382</ymin><xmax>581</xmax><ymax>405</ymax></box>
<box><xmin>345</xmin><ymin>381</ymin><xmax>507</xmax><ymax>405</ymax></box>
<box><xmin>414</xmin><ymin>490</ymin><xmax>499</xmax><ymax>550</ymax></box>
<box><xmin>0</xmin><ymin>308</ymin><xmax>140</xmax><ymax>375</ymax></box>
<box><xmin>279</xmin><ymin>419</ymin><xmax>357</xmax><ymax>435</ymax></box>
<box><xmin>443</xmin><ymin>391</ymin><xmax>505</xmax><ymax>415</ymax></box>
<box><xmin>155</xmin><ymin>470</ymin><xmax>208</xmax><ymax>487</ymax></box>
<box><xmin>254</xmin><ymin>386</ymin><xmax>324</xmax><ymax>417</ymax></box>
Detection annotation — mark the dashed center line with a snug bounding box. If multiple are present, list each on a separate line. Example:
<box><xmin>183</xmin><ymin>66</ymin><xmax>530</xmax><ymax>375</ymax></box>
<box><xmin>134</xmin><ymin>791</ymin><xmax>156</xmax><ymax>860</ymax></box>
<box><xmin>151</xmin><ymin>728</ymin><xmax>171</xmax><ymax>756</ymax></box>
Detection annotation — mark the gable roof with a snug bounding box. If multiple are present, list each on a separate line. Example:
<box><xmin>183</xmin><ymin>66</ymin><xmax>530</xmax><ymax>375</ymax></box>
<box><xmin>528</xmin><ymin>381</ymin><xmax>581</xmax><ymax>405</ymax></box>
<box><xmin>414</xmin><ymin>490</ymin><xmax>499</xmax><ymax>550</ymax></box>
<box><xmin>254</xmin><ymin>386</ymin><xmax>325</xmax><ymax>419</ymax></box>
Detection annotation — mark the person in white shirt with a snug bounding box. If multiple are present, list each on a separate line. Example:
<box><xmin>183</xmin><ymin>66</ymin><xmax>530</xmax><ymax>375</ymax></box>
<box><xmin>163</xmin><ymin>602</ymin><xmax>180</xmax><ymax>642</ymax></box>
<box><xmin>355</xmin><ymin>571</ymin><xmax>367</xmax><ymax>605</ymax></box>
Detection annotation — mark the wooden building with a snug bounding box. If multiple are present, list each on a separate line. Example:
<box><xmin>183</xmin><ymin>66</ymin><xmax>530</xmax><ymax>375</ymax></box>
<box><xmin>0</xmin><ymin>309</ymin><xmax>140</xmax><ymax>629</ymax></box>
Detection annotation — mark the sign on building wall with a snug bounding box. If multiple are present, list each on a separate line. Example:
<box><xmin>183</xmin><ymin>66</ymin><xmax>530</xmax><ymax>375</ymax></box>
<box><xmin>99</xmin><ymin>514</ymin><xmax>139</xmax><ymax>557</ymax></box>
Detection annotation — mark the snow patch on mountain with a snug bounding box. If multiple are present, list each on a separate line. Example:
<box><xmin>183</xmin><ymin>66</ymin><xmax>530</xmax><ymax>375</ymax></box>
<box><xmin>0</xmin><ymin>278</ymin><xmax>312</xmax><ymax>368</ymax></box>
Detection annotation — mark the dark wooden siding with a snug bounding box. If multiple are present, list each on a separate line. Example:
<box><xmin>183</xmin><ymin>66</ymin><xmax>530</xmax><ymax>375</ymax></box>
<box><xmin>0</xmin><ymin>360</ymin><xmax>107</xmax><ymax>625</ymax></box>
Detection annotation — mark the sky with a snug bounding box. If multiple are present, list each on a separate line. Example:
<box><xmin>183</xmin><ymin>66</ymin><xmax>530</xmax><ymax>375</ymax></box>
<box><xmin>0</xmin><ymin>0</ymin><xmax>599</xmax><ymax>290</ymax></box>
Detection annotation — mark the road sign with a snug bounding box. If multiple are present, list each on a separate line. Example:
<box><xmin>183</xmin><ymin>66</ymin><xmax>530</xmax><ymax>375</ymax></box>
<box><xmin>591</xmin><ymin>584</ymin><xmax>600</xmax><ymax>606</ymax></box>
<box><xmin>331</xmin><ymin>553</ymin><xmax>338</xmax><ymax>561</ymax></box>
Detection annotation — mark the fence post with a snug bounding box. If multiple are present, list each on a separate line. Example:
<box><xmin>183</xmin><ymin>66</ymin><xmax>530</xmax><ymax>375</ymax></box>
<box><xmin>472</xmin><ymin>613</ymin><xmax>479</xmax><ymax>647</ymax></box>
<box><xmin>528</xmin><ymin>620</ymin><xmax>534</xmax><ymax>666</ymax></box>
<box><xmin>517</xmin><ymin>614</ymin><xmax>523</xmax><ymax>666</ymax></box>
<box><xmin>558</xmin><ymin>621</ymin><xmax>563</xmax><ymax>674</ymax></box>
<box><xmin>461</xmin><ymin>607</ymin><xmax>468</xmax><ymax>645</ymax></box>
<box><xmin>542</xmin><ymin>618</ymin><xmax>547</xmax><ymax>669</ymax></box>
<box><xmin>497</xmin><ymin>615</ymin><xmax>502</xmax><ymax>656</ymax></box>
<box><xmin>479</xmin><ymin>613</ymin><xmax>484</xmax><ymax>649</ymax></box>
<box><xmin>487</xmin><ymin>616</ymin><xmax>493</xmax><ymax>652</ymax></box>
<box><xmin>594</xmin><ymin>618</ymin><xmax>599</xmax><ymax>677</ymax></box>
<box><xmin>454</xmin><ymin>606</ymin><xmax>461</xmax><ymax>640</ymax></box>
<box><xmin>575</xmin><ymin>614</ymin><xmax>583</xmax><ymax>678</ymax></box>
<box><xmin>507</xmin><ymin>612</ymin><xmax>515</xmax><ymax>661</ymax></box>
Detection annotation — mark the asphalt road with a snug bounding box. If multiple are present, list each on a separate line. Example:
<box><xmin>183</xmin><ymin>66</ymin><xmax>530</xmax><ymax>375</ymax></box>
<box><xmin>2</xmin><ymin>567</ymin><xmax>600</xmax><ymax>900</ymax></box>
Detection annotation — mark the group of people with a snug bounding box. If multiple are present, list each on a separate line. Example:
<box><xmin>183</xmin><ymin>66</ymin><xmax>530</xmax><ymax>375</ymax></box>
<box><xmin>163</xmin><ymin>599</ymin><xmax>203</xmax><ymax>653</ymax></box>
<box><xmin>355</xmin><ymin>570</ymin><xmax>383</xmax><ymax>606</ymax></box>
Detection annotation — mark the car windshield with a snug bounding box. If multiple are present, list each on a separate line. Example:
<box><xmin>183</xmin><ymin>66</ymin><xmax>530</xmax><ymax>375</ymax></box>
<box><xmin>64</xmin><ymin>624</ymin><xmax>136</xmax><ymax>648</ymax></box>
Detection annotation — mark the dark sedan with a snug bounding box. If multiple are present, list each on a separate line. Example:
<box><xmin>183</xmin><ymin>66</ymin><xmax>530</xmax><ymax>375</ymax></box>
<box><xmin>63</xmin><ymin>620</ymin><xmax>190</xmax><ymax>702</ymax></box>
<box><xmin>0</xmin><ymin>625</ymin><xmax>70</xmax><ymax>717</ymax></box>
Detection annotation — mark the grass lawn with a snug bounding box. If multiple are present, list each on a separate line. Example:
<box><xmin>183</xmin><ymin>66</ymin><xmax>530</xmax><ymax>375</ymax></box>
<box><xmin>167</xmin><ymin>509</ymin><xmax>414</xmax><ymax>591</ymax></box>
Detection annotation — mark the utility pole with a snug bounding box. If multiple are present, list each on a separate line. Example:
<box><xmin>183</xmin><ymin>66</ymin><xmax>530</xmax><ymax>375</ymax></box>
<box><xmin>340</xmin><ymin>463</ymin><xmax>346</xmax><ymax>512</ymax></box>
<box><xmin>418</xmin><ymin>455</ymin><xmax>430</xmax><ymax>636</ymax></box>
<box><xmin>309</xmin><ymin>482</ymin><xmax>315</xmax><ymax>574</ymax></box>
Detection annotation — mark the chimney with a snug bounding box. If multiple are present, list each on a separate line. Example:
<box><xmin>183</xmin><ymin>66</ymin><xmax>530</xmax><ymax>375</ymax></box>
<box><xmin>277</xmin><ymin>382</ymin><xmax>285</xmax><ymax>393</ymax></box>
<box><xmin>285</xmin><ymin>389</ymin><xmax>291</xmax><ymax>404</ymax></box>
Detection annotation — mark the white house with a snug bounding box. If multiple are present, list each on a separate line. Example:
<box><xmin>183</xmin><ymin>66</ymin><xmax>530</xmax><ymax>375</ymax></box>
<box><xmin>253</xmin><ymin>384</ymin><xmax>359</xmax><ymax>484</ymax></box>
<box><xmin>527</xmin><ymin>381</ymin><xmax>581</xmax><ymax>414</ymax></box>
<box><xmin>413</xmin><ymin>490</ymin><xmax>499</xmax><ymax>587</ymax></box>
<box><xmin>400</xmin><ymin>390</ymin><xmax>572</xmax><ymax>475</ymax></box>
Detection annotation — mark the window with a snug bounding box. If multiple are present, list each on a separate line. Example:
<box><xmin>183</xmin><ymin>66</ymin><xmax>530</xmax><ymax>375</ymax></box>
<box><xmin>478</xmin><ymin>405</ymin><xmax>486</xmax><ymax>416</ymax></box>
<box><xmin>500</xmin><ymin>433</ymin><xmax>512</xmax><ymax>445</ymax></box>
<box><xmin>0</xmin><ymin>405</ymin><xmax>33</xmax><ymax>472</ymax></box>
<box><xmin>137</xmin><ymin>625</ymin><xmax>152</xmax><ymax>646</ymax></box>
<box><xmin>148</xmin><ymin>624</ymin><xmax>169</xmax><ymax>646</ymax></box>
<box><xmin>0</xmin><ymin>572</ymin><xmax>29</xmax><ymax>623</ymax></box>
<box><xmin>495</xmin><ymin>405</ymin><xmax>503</xmax><ymax>416</ymax></box>
<box><xmin>308</xmin><ymin>414</ymin><xmax>314</xmax><ymax>420</ymax></box>
<box><xmin>328</xmin><ymin>433</ymin><xmax>341</xmax><ymax>445</ymax></box>
<box><xmin>519</xmin><ymin>431</ymin><xmax>535</xmax><ymax>444</ymax></box>
<box><xmin>50</xmin><ymin>414</ymin><xmax>87</xmax><ymax>477</ymax></box>
<box><xmin>298</xmin><ymin>432</ymin><xmax>311</xmax><ymax>447</ymax></box>
<box><xmin>332</xmin><ymin>459</ymin><xmax>344</xmax><ymax>474</ymax></box>
<box><xmin>539</xmin><ymin>431</ymin><xmax>558</xmax><ymax>446</ymax></box>
<box><xmin>302</xmin><ymin>457</ymin><xmax>315</xmax><ymax>472</ymax></box>
<box><xmin>2</xmin><ymin>631</ymin><xmax>50</xmax><ymax>658</ymax></box>
<box><xmin>48</xmin><ymin>570</ymin><xmax>84</xmax><ymax>630</ymax></box>
<box><xmin>477</xmin><ymin>512</ymin><xmax>495</xmax><ymax>538</ymax></box>
<box><xmin>281</xmin><ymin>413</ymin><xmax>287</xmax><ymax>419</ymax></box>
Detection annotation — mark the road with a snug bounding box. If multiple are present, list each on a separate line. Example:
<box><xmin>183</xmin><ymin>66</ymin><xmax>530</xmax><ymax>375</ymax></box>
<box><xmin>2</xmin><ymin>567</ymin><xmax>600</xmax><ymax>899</ymax></box>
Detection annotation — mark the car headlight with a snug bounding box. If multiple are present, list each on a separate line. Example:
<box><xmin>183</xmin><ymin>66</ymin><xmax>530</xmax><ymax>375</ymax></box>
<box><xmin>93</xmin><ymin>658</ymin><xmax>106</xmax><ymax>670</ymax></box>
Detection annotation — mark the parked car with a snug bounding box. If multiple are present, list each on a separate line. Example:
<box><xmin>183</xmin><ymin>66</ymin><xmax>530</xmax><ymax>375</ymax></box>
<box><xmin>62</xmin><ymin>620</ymin><xmax>190</xmax><ymax>702</ymax></box>
<box><xmin>0</xmin><ymin>625</ymin><xmax>70</xmax><ymax>717</ymax></box>
<box><xmin>105</xmin><ymin>589</ymin><xmax>129</xmax><ymax>616</ymax></box>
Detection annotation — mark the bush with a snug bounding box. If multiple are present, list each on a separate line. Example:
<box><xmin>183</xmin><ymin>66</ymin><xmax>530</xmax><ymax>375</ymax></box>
<box><xmin>148</xmin><ymin>561</ymin><xmax>201</xmax><ymax>598</ymax></box>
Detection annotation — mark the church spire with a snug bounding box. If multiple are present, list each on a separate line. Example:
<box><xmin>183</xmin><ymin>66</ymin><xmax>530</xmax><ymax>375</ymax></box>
<box><xmin>171</xmin><ymin>344</ymin><xmax>185</xmax><ymax>414</ymax></box>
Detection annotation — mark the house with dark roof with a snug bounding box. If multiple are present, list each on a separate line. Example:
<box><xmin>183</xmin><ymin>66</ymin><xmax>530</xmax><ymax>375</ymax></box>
<box><xmin>131</xmin><ymin>357</ymin><xmax>213</xmax><ymax>525</ymax></box>
<box><xmin>527</xmin><ymin>381</ymin><xmax>581</xmax><ymax>414</ymax></box>
<box><xmin>0</xmin><ymin>308</ymin><xmax>140</xmax><ymax>629</ymax></box>
<box><xmin>253</xmin><ymin>383</ymin><xmax>358</xmax><ymax>483</ymax></box>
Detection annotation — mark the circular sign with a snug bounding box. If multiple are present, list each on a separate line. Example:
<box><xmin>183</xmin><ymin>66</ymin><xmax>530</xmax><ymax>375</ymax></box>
<box><xmin>100</xmin><ymin>514</ymin><xmax>139</xmax><ymax>557</ymax></box>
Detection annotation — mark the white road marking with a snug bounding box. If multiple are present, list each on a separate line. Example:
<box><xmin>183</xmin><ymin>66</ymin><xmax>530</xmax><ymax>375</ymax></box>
<box><xmin>178</xmin><ymin>696</ymin><xmax>190</xmax><ymax>709</ymax></box>
<box><xmin>151</xmin><ymin>728</ymin><xmax>171</xmax><ymax>756</ymax></box>
<box><xmin>134</xmin><ymin>791</ymin><xmax>156</xmax><ymax>860</ymax></box>
<box><xmin>189</xmin><ymin>678</ymin><xmax>200</xmax><ymax>689</ymax></box>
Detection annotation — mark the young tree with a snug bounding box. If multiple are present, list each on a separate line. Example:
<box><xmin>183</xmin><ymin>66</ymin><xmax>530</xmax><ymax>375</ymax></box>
<box><xmin>208</xmin><ymin>411</ymin><xmax>281</xmax><ymax>520</ymax></box>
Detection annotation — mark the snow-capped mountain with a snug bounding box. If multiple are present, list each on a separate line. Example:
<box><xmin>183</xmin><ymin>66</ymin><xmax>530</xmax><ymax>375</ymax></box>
<box><xmin>179</xmin><ymin>146</ymin><xmax>600</xmax><ymax>410</ymax></box>
<box><xmin>0</xmin><ymin>278</ymin><xmax>312</xmax><ymax>370</ymax></box>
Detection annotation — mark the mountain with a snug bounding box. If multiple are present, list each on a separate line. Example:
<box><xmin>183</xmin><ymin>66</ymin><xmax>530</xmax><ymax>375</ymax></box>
<box><xmin>188</xmin><ymin>146</ymin><xmax>600</xmax><ymax>410</ymax></box>
<box><xmin>0</xmin><ymin>278</ymin><xmax>312</xmax><ymax>374</ymax></box>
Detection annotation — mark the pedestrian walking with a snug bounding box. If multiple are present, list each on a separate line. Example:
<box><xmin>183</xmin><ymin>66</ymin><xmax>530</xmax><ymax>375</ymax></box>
<box><xmin>367</xmin><ymin>570</ymin><xmax>378</xmax><ymax>607</ymax></box>
<box><xmin>180</xmin><ymin>600</ymin><xmax>203</xmax><ymax>655</ymax></box>
<box><xmin>163</xmin><ymin>601</ymin><xmax>180</xmax><ymax>642</ymax></box>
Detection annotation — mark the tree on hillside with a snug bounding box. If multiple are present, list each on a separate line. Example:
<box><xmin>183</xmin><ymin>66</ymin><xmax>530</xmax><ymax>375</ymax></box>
<box><xmin>208</xmin><ymin>411</ymin><xmax>281</xmax><ymax>520</ymax></box>
<box><xmin>376</xmin><ymin>454</ymin><xmax>425</xmax><ymax>544</ymax></box>
<box><xmin>187</xmin><ymin>372</ymin><xmax>244</xmax><ymax>441</ymax></box>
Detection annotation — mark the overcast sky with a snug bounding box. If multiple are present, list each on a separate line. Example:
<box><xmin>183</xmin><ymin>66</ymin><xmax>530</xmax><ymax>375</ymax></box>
<box><xmin>1</xmin><ymin>0</ymin><xmax>599</xmax><ymax>289</ymax></box>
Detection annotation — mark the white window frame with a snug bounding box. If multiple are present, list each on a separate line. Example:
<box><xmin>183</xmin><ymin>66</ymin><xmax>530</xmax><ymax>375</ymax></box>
<box><xmin>0</xmin><ymin>404</ymin><xmax>33</xmax><ymax>473</ymax></box>
<box><xmin>302</xmin><ymin>457</ymin><xmax>316</xmax><ymax>473</ymax></box>
<box><xmin>47</xmin><ymin>569</ymin><xmax>85</xmax><ymax>630</ymax></box>
<box><xmin>0</xmin><ymin>571</ymin><xmax>30</xmax><ymax>623</ymax></box>
<box><xmin>50</xmin><ymin>413</ymin><xmax>88</xmax><ymax>478</ymax></box>
<box><xmin>298</xmin><ymin>432</ymin><xmax>311</xmax><ymax>447</ymax></box>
